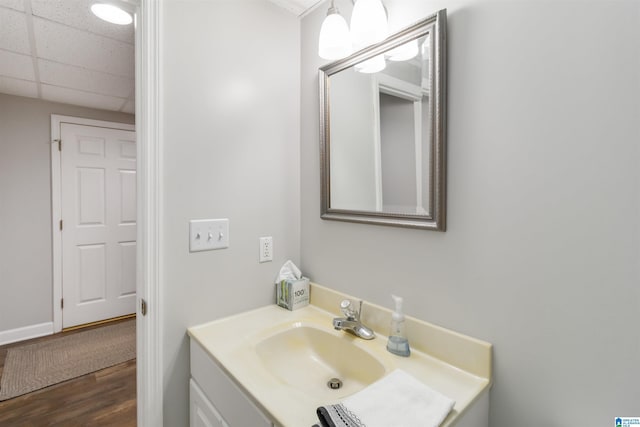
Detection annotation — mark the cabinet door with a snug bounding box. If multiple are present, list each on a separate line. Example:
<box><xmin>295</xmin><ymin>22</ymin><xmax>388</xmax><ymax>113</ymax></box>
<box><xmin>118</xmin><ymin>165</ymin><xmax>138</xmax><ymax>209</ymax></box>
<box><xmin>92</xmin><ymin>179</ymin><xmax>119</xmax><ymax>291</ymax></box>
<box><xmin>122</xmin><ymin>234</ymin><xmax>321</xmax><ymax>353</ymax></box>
<box><xmin>190</xmin><ymin>340</ymin><xmax>273</xmax><ymax>427</ymax></box>
<box><xmin>190</xmin><ymin>379</ymin><xmax>229</xmax><ymax>427</ymax></box>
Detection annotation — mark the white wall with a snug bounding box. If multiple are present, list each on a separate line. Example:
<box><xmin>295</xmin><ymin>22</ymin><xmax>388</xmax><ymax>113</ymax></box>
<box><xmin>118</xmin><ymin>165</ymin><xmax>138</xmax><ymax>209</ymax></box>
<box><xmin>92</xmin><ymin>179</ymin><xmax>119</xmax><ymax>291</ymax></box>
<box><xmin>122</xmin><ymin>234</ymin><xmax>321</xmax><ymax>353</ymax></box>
<box><xmin>0</xmin><ymin>93</ymin><xmax>134</xmax><ymax>334</ymax></box>
<box><xmin>330</xmin><ymin>69</ymin><xmax>378</xmax><ymax>210</ymax></box>
<box><xmin>301</xmin><ymin>1</ymin><xmax>640</xmax><ymax>426</ymax></box>
<box><xmin>160</xmin><ymin>1</ymin><xmax>300</xmax><ymax>425</ymax></box>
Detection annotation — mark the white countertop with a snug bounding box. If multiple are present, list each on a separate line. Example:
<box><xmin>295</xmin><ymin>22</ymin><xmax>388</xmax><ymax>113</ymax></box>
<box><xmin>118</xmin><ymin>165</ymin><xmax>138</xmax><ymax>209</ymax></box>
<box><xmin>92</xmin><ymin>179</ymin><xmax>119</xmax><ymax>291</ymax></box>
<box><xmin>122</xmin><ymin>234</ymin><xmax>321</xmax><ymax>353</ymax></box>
<box><xmin>188</xmin><ymin>284</ymin><xmax>492</xmax><ymax>427</ymax></box>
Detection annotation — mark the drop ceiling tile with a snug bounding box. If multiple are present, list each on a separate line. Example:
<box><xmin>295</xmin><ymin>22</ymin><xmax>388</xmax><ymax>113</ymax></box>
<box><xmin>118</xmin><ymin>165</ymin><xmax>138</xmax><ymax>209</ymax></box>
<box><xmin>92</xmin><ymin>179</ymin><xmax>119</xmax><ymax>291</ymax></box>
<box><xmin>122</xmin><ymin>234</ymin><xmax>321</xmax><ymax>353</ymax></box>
<box><xmin>34</xmin><ymin>17</ymin><xmax>134</xmax><ymax>77</ymax></box>
<box><xmin>31</xmin><ymin>0</ymin><xmax>134</xmax><ymax>44</ymax></box>
<box><xmin>0</xmin><ymin>76</ymin><xmax>37</xmax><ymax>98</ymax></box>
<box><xmin>41</xmin><ymin>84</ymin><xmax>126</xmax><ymax>111</ymax></box>
<box><xmin>0</xmin><ymin>49</ymin><xmax>35</xmax><ymax>80</ymax></box>
<box><xmin>0</xmin><ymin>0</ymin><xmax>24</xmax><ymax>11</ymax></box>
<box><xmin>38</xmin><ymin>59</ymin><xmax>133</xmax><ymax>98</ymax></box>
<box><xmin>0</xmin><ymin>8</ymin><xmax>30</xmax><ymax>54</ymax></box>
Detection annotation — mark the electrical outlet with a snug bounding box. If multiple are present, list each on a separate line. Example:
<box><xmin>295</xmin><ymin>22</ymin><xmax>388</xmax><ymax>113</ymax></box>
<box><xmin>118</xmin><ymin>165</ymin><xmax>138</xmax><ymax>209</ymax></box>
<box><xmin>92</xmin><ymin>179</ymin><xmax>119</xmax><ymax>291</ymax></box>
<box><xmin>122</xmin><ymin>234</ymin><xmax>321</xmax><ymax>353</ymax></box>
<box><xmin>259</xmin><ymin>236</ymin><xmax>273</xmax><ymax>263</ymax></box>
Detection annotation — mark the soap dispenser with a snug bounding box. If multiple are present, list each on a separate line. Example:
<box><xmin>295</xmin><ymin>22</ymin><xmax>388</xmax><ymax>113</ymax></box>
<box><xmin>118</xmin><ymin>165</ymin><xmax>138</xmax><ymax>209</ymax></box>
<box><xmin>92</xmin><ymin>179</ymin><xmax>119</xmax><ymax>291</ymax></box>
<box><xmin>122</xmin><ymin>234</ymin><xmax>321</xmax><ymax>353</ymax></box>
<box><xmin>386</xmin><ymin>295</ymin><xmax>410</xmax><ymax>357</ymax></box>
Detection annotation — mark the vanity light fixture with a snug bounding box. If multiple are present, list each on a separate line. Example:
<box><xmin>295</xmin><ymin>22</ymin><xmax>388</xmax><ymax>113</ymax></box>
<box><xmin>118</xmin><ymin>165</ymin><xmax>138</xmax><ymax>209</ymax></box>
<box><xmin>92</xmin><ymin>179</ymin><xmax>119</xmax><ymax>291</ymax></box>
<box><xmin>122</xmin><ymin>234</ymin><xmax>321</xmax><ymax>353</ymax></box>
<box><xmin>354</xmin><ymin>54</ymin><xmax>386</xmax><ymax>73</ymax></box>
<box><xmin>318</xmin><ymin>0</ymin><xmax>389</xmax><ymax>72</ymax></box>
<box><xmin>350</xmin><ymin>0</ymin><xmax>388</xmax><ymax>72</ymax></box>
<box><xmin>318</xmin><ymin>0</ymin><xmax>352</xmax><ymax>60</ymax></box>
<box><xmin>91</xmin><ymin>3</ymin><xmax>133</xmax><ymax>25</ymax></box>
<box><xmin>350</xmin><ymin>0</ymin><xmax>388</xmax><ymax>50</ymax></box>
<box><xmin>386</xmin><ymin>39</ymin><xmax>419</xmax><ymax>61</ymax></box>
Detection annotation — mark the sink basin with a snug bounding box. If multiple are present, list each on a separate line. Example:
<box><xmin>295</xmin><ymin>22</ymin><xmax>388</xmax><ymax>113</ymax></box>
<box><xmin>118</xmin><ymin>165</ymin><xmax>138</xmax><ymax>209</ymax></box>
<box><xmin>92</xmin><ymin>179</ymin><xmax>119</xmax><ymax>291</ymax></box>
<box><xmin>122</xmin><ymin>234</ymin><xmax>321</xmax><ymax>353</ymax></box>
<box><xmin>255</xmin><ymin>325</ymin><xmax>386</xmax><ymax>399</ymax></box>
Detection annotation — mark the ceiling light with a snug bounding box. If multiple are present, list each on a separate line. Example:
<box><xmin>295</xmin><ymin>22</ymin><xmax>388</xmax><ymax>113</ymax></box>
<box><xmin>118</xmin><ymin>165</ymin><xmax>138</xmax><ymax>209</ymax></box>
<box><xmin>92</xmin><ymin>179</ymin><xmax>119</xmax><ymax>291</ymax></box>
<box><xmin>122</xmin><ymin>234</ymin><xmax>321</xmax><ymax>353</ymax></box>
<box><xmin>91</xmin><ymin>3</ymin><xmax>133</xmax><ymax>25</ymax></box>
<box><xmin>318</xmin><ymin>1</ymin><xmax>352</xmax><ymax>60</ymax></box>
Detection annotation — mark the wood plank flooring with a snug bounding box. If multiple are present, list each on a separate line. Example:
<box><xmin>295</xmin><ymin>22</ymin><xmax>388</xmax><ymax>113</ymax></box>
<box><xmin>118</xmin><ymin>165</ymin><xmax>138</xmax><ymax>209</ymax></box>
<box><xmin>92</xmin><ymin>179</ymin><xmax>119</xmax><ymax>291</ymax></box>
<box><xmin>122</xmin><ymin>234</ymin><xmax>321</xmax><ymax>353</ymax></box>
<box><xmin>0</xmin><ymin>322</ymin><xmax>136</xmax><ymax>427</ymax></box>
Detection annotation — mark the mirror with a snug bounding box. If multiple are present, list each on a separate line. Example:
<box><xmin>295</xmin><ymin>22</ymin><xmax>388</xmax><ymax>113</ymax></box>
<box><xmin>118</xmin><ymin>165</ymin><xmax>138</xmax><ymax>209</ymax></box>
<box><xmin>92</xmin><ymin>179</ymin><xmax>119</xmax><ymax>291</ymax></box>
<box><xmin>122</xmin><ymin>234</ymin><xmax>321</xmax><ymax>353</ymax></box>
<box><xmin>319</xmin><ymin>10</ymin><xmax>447</xmax><ymax>230</ymax></box>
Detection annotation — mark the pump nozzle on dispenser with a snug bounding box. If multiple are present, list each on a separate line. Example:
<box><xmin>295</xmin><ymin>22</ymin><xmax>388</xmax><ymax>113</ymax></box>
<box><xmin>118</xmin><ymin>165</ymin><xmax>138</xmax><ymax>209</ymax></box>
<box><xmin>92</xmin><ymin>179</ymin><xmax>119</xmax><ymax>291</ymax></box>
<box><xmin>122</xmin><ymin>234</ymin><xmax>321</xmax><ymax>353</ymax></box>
<box><xmin>387</xmin><ymin>294</ymin><xmax>410</xmax><ymax>357</ymax></box>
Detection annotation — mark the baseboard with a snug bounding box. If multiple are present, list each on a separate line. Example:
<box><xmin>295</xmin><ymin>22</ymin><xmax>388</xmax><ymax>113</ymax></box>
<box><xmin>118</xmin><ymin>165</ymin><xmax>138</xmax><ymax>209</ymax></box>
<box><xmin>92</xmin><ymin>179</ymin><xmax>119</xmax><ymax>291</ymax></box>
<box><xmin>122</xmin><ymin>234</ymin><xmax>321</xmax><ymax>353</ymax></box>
<box><xmin>0</xmin><ymin>322</ymin><xmax>54</xmax><ymax>346</ymax></box>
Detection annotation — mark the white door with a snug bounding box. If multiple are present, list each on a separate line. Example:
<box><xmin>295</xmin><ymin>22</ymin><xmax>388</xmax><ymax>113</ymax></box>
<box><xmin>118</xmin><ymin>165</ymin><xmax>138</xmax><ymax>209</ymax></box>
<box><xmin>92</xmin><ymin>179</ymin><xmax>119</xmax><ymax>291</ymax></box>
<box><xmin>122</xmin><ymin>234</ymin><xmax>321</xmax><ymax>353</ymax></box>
<box><xmin>60</xmin><ymin>123</ymin><xmax>136</xmax><ymax>328</ymax></box>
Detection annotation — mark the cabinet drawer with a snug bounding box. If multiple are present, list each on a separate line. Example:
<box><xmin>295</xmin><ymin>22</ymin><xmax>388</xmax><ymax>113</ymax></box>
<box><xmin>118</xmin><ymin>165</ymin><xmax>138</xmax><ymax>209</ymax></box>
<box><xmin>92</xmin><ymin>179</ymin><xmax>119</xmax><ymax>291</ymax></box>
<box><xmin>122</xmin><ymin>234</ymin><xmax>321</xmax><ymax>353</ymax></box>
<box><xmin>190</xmin><ymin>340</ymin><xmax>272</xmax><ymax>427</ymax></box>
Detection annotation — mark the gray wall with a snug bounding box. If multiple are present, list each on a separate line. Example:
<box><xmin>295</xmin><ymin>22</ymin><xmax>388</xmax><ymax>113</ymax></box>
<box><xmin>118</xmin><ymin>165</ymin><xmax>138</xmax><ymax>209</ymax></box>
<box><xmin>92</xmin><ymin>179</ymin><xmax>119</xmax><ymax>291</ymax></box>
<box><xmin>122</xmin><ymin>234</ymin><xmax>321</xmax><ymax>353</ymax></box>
<box><xmin>301</xmin><ymin>1</ymin><xmax>640</xmax><ymax>426</ymax></box>
<box><xmin>380</xmin><ymin>93</ymin><xmax>416</xmax><ymax>209</ymax></box>
<box><xmin>160</xmin><ymin>1</ymin><xmax>300</xmax><ymax>425</ymax></box>
<box><xmin>0</xmin><ymin>93</ymin><xmax>134</xmax><ymax>333</ymax></box>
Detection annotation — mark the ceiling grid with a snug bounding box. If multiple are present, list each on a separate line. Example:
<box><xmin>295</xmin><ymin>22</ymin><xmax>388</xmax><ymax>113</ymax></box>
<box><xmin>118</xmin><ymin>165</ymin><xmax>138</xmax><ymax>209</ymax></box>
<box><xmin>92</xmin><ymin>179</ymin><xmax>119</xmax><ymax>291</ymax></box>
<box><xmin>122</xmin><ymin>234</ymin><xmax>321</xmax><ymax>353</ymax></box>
<box><xmin>0</xmin><ymin>0</ymin><xmax>134</xmax><ymax>113</ymax></box>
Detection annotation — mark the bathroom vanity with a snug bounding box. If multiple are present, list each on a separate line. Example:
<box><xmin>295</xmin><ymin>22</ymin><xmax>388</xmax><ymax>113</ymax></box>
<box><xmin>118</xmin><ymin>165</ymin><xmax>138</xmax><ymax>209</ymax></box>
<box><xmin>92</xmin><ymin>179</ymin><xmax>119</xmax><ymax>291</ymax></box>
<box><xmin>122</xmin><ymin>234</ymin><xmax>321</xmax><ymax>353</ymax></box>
<box><xmin>187</xmin><ymin>283</ymin><xmax>492</xmax><ymax>427</ymax></box>
<box><xmin>189</xmin><ymin>339</ymin><xmax>272</xmax><ymax>427</ymax></box>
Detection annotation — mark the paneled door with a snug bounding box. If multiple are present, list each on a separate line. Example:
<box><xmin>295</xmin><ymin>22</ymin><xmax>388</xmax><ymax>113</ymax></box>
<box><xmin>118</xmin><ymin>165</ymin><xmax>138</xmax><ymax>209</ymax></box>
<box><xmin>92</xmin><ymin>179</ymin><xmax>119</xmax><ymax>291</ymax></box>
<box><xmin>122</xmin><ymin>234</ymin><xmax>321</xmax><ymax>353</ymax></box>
<box><xmin>60</xmin><ymin>122</ymin><xmax>136</xmax><ymax>328</ymax></box>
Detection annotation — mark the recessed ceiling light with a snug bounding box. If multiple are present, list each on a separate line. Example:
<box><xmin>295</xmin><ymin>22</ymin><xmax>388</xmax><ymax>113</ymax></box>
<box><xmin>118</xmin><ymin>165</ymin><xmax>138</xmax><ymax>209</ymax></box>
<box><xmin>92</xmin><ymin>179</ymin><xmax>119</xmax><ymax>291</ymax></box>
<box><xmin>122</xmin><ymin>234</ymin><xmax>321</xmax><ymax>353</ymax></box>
<box><xmin>91</xmin><ymin>3</ymin><xmax>133</xmax><ymax>25</ymax></box>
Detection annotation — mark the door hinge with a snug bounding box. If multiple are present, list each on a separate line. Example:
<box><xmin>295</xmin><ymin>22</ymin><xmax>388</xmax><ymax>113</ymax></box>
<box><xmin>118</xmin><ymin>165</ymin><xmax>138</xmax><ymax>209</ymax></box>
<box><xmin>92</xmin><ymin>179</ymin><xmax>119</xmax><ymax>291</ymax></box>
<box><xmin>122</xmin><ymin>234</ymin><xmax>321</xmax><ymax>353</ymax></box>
<box><xmin>141</xmin><ymin>298</ymin><xmax>147</xmax><ymax>316</ymax></box>
<box><xmin>61</xmin><ymin>298</ymin><xmax>64</xmax><ymax>309</ymax></box>
<box><xmin>59</xmin><ymin>219</ymin><xmax>63</xmax><ymax>231</ymax></box>
<box><xmin>54</xmin><ymin>139</ymin><xmax>61</xmax><ymax>151</ymax></box>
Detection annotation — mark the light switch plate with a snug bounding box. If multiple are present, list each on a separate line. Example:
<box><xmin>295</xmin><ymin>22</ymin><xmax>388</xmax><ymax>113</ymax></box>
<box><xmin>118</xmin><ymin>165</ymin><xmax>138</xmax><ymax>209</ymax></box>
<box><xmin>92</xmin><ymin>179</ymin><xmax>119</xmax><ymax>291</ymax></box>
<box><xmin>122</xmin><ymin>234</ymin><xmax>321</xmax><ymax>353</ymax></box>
<box><xmin>189</xmin><ymin>219</ymin><xmax>229</xmax><ymax>252</ymax></box>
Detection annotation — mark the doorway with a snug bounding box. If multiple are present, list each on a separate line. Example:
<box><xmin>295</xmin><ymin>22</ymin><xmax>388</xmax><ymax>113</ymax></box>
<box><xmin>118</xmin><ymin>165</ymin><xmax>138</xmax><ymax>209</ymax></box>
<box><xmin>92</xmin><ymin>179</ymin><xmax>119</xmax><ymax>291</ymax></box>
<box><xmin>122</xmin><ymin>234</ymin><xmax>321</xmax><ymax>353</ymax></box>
<box><xmin>51</xmin><ymin>116</ymin><xmax>137</xmax><ymax>331</ymax></box>
<box><xmin>0</xmin><ymin>0</ymin><xmax>162</xmax><ymax>424</ymax></box>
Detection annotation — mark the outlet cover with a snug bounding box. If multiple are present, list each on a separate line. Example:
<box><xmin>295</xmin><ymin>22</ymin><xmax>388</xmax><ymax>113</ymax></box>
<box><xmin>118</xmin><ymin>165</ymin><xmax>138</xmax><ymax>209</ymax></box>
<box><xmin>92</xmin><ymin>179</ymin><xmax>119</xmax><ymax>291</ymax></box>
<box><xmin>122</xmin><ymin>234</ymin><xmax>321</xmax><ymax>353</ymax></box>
<box><xmin>259</xmin><ymin>236</ymin><xmax>273</xmax><ymax>263</ymax></box>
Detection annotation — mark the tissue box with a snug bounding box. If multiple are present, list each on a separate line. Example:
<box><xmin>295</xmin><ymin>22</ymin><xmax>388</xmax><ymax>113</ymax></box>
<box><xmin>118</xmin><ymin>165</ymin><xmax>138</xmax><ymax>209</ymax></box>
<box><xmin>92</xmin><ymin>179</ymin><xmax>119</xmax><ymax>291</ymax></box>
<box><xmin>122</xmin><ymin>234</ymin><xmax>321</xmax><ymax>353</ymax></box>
<box><xmin>276</xmin><ymin>277</ymin><xmax>310</xmax><ymax>311</ymax></box>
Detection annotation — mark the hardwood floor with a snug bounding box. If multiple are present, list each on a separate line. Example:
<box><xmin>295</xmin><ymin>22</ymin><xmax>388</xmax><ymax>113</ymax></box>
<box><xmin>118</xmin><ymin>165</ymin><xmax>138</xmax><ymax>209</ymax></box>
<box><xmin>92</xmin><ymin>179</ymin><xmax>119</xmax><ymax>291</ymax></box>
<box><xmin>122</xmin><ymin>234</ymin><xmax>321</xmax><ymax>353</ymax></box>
<box><xmin>0</xmin><ymin>322</ymin><xmax>136</xmax><ymax>427</ymax></box>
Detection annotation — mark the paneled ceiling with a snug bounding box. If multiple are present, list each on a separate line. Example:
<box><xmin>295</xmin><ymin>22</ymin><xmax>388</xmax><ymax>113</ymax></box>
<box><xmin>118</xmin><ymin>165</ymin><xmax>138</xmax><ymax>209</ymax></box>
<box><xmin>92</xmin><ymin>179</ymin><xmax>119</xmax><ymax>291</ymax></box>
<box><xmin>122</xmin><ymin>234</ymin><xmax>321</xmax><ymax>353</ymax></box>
<box><xmin>1</xmin><ymin>0</ymin><xmax>133</xmax><ymax>114</ymax></box>
<box><xmin>0</xmin><ymin>0</ymin><xmax>321</xmax><ymax>115</ymax></box>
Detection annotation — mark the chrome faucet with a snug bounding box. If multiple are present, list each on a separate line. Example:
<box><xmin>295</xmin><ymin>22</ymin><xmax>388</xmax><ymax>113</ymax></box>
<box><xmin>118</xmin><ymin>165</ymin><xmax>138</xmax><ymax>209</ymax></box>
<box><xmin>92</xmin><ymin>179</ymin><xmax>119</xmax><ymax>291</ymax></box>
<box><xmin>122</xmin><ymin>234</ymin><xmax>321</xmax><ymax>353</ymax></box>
<box><xmin>333</xmin><ymin>299</ymin><xmax>375</xmax><ymax>340</ymax></box>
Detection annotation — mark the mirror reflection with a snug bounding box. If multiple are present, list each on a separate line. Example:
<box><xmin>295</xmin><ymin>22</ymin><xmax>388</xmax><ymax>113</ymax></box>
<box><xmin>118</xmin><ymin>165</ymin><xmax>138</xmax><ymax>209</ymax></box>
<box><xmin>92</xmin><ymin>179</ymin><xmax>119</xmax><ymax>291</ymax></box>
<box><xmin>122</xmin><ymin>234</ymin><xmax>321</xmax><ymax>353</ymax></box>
<box><xmin>329</xmin><ymin>34</ymin><xmax>431</xmax><ymax>216</ymax></box>
<box><xmin>320</xmin><ymin>10</ymin><xmax>447</xmax><ymax>230</ymax></box>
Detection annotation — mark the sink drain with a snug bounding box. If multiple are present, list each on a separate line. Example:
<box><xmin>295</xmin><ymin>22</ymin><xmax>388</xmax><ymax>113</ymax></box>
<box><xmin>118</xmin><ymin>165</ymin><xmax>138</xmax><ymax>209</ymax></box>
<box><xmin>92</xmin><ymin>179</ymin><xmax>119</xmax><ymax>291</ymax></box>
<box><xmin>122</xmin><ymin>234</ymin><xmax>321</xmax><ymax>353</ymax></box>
<box><xmin>327</xmin><ymin>378</ymin><xmax>343</xmax><ymax>390</ymax></box>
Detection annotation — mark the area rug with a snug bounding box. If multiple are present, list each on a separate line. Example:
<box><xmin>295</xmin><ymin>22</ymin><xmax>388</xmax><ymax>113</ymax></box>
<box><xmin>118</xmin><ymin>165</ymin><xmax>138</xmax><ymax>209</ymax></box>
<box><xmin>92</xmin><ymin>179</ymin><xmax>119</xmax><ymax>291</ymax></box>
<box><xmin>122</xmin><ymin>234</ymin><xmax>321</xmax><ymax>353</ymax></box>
<box><xmin>0</xmin><ymin>319</ymin><xmax>135</xmax><ymax>401</ymax></box>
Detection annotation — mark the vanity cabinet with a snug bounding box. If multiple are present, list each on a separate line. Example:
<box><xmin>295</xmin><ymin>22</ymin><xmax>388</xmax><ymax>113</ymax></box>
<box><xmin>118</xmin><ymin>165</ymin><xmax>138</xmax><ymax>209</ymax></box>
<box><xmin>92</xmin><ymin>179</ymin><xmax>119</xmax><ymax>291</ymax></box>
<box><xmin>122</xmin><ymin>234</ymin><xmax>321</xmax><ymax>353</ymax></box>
<box><xmin>190</xmin><ymin>379</ymin><xmax>228</xmax><ymax>427</ymax></box>
<box><xmin>189</xmin><ymin>340</ymin><xmax>273</xmax><ymax>427</ymax></box>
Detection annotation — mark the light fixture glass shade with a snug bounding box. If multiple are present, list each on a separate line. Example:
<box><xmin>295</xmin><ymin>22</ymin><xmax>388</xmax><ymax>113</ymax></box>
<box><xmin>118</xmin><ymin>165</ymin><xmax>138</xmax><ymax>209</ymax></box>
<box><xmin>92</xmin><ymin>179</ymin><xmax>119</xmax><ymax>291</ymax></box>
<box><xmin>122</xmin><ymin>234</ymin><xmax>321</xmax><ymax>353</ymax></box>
<box><xmin>318</xmin><ymin>11</ymin><xmax>352</xmax><ymax>60</ymax></box>
<box><xmin>355</xmin><ymin>54</ymin><xmax>386</xmax><ymax>73</ymax></box>
<box><xmin>91</xmin><ymin>3</ymin><xmax>132</xmax><ymax>25</ymax></box>
<box><xmin>350</xmin><ymin>0</ymin><xmax>388</xmax><ymax>50</ymax></box>
<box><xmin>386</xmin><ymin>39</ymin><xmax>419</xmax><ymax>61</ymax></box>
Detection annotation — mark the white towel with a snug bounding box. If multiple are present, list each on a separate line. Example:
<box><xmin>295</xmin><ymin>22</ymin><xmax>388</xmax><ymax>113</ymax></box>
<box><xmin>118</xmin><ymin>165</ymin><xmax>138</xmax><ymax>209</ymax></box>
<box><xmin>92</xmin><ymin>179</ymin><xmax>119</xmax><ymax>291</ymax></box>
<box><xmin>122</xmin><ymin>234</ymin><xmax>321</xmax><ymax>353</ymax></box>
<box><xmin>315</xmin><ymin>369</ymin><xmax>455</xmax><ymax>427</ymax></box>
